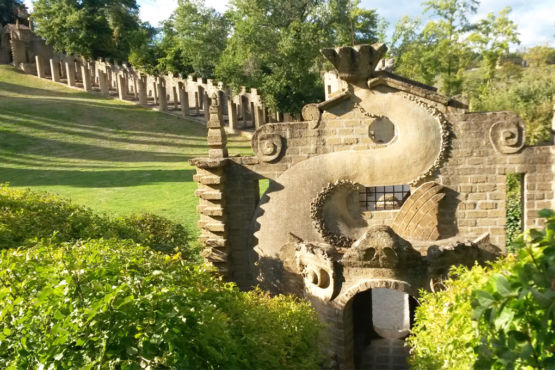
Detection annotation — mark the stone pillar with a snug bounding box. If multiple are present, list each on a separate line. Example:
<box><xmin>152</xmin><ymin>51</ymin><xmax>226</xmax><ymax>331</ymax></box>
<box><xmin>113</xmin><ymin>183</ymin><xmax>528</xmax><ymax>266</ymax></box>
<box><xmin>81</xmin><ymin>64</ymin><xmax>92</xmax><ymax>92</ymax></box>
<box><xmin>207</xmin><ymin>94</ymin><xmax>228</xmax><ymax>158</ymax></box>
<box><xmin>194</xmin><ymin>92</ymin><xmax>200</xmax><ymax>115</ymax></box>
<box><xmin>227</xmin><ymin>99</ymin><xmax>238</xmax><ymax>133</ymax></box>
<box><xmin>198</xmin><ymin>84</ymin><xmax>205</xmax><ymax>109</ymax></box>
<box><xmin>132</xmin><ymin>76</ymin><xmax>138</xmax><ymax>99</ymax></box>
<box><xmin>35</xmin><ymin>55</ymin><xmax>45</xmax><ymax>78</ymax></box>
<box><xmin>179</xmin><ymin>88</ymin><xmax>189</xmax><ymax>117</ymax></box>
<box><xmin>117</xmin><ymin>74</ymin><xmax>127</xmax><ymax>100</ymax></box>
<box><xmin>65</xmin><ymin>59</ymin><xmax>76</xmax><ymax>87</ymax></box>
<box><xmin>169</xmin><ymin>85</ymin><xmax>177</xmax><ymax>109</ymax></box>
<box><xmin>98</xmin><ymin>71</ymin><xmax>109</xmax><ymax>95</ymax></box>
<box><xmin>253</xmin><ymin>105</ymin><xmax>263</xmax><ymax>129</ymax></box>
<box><xmin>137</xmin><ymin>76</ymin><xmax>147</xmax><ymax>105</ymax></box>
<box><xmin>49</xmin><ymin>59</ymin><xmax>60</xmax><ymax>82</ymax></box>
<box><xmin>192</xmin><ymin>94</ymin><xmax>229</xmax><ymax>276</ymax></box>
<box><xmin>203</xmin><ymin>92</ymin><xmax>210</xmax><ymax>123</ymax></box>
<box><xmin>157</xmin><ymin>80</ymin><xmax>167</xmax><ymax>112</ymax></box>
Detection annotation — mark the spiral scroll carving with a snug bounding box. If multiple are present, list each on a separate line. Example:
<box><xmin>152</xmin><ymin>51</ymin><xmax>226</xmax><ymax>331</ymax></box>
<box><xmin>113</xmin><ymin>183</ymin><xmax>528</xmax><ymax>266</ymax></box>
<box><xmin>489</xmin><ymin>118</ymin><xmax>525</xmax><ymax>154</ymax></box>
<box><xmin>253</xmin><ymin>133</ymin><xmax>283</xmax><ymax>162</ymax></box>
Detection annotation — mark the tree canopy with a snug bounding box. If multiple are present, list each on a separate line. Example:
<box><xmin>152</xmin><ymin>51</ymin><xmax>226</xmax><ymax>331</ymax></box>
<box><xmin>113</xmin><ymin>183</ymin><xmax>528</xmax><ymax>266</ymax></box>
<box><xmin>0</xmin><ymin>0</ymin><xmax>28</xmax><ymax>27</ymax></box>
<box><xmin>32</xmin><ymin>0</ymin><xmax>150</xmax><ymax>61</ymax></box>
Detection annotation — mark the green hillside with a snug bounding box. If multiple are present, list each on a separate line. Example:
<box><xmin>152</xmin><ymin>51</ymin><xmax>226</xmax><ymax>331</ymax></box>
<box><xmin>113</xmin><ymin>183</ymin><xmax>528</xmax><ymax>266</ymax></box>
<box><xmin>0</xmin><ymin>65</ymin><xmax>251</xmax><ymax>234</ymax></box>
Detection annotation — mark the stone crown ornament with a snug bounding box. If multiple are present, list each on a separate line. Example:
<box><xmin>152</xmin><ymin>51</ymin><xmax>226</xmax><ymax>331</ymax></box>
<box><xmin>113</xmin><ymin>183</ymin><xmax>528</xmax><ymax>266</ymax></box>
<box><xmin>321</xmin><ymin>43</ymin><xmax>387</xmax><ymax>82</ymax></box>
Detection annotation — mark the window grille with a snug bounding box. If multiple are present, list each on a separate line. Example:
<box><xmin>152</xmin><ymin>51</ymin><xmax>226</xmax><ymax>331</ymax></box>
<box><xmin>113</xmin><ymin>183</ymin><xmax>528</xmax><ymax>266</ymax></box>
<box><xmin>359</xmin><ymin>185</ymin><xmax>411</xmax><ymax>211</ymax></box>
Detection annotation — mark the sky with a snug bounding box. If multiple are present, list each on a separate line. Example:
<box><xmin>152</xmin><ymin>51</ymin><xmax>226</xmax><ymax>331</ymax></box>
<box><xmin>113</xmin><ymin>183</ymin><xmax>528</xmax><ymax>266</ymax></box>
<box><xmin>23</xmin><ymin>0</ymin><xmax>554</xmax><ymax>48</ymax></box>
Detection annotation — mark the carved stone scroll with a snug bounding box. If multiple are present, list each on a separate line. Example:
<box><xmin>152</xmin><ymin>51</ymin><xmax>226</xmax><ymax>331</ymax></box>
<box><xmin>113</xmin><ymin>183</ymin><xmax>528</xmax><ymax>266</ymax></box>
<box><xmin>489</xmin><ymin>118</ymin><xmax>525</xmax><ymax>154</ymax></box>
<box><xmin>253</xmin><ymin>132</ymin><xmax>283</xmax><ymax>162</ymax></box>
<box><xmin>301</xmin><ymin>103</ymin><xmax>321</xmax><ymax>129</ymax></box>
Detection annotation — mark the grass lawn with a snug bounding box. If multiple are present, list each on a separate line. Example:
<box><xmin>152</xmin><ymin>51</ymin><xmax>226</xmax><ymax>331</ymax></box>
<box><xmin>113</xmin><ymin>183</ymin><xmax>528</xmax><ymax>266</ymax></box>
<box><xmin>0</xmin><ymin>65</ymin><xmax>252</xmax><ymax>235</ymax></box>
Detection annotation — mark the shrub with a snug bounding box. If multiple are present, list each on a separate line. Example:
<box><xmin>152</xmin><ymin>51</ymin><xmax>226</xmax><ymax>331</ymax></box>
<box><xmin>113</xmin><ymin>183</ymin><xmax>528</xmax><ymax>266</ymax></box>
<box><xmin>0</xmin><ymin>239</ymin><xmax>323</xmax><ymax>368</ymax></box>
<box><xmin>0</xmin><ymin>185</ymin><xmax>198</xmax><ymax>260</ymax></box>
<box><xmin>472</xmin><ymin>209</ymin><xmax>555</xmax><ymax>369</ymax></box>
<box><xmin>406</xmin><ymin>259</ymin><xmax>512</xmax><ymax>369</ymax></box>
<box><xmin>407</xmin><ymin>211</ymin><xmax>555</xmax><ymax>369</ymax></box>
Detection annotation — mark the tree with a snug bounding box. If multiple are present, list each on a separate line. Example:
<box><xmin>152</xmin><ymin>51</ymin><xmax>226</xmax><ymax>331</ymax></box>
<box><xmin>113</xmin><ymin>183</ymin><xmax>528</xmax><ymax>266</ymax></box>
<box><xmin>468</xmin><ymin>6</ymin><xmax>519</xmax><ymax>86</ymax></box>
<box><xmin>0</xmin><ymin>0</ymin><xmax>28</xmax><ymax>27</ymax></box>
<box><xmin>322</xmin><ymin>0</ymin><xmax>380</xmax><ymax>46</ymax></box>
<box><xmin>420</xmin><ymin>0</ymin><xmax>478</xmax><ymax>95</ymax></box>
<box><xmin>524</xmin><ymin>45</ymin><xmax>555</xmax><ymax>66</ymax></box>
<box><xmin>389</xmin><ymin>16</ymin><xmax>439</xmax><ymax>85</ymax></box>
<box><xmin>215</xmin><ymin>0</ymin><xmax>327</xmax><ymax>114</ymax></box>
<box><xmin>158</xmin><ymin>0</ymin><xmax>230</xmax><ymax>77</ymax></box>
<box><xmin>215</xmin><ymin>0</ymin><xmax>381</xmax><ymax>114</ymax></box>
<box><xmin>32</xmin><ymin>0</ymin><xmax>148</xmax><ymax>61</ymax></box>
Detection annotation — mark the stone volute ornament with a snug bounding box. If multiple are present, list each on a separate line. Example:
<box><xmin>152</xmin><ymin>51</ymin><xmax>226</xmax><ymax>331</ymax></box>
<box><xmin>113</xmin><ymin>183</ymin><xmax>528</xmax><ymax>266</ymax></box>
<box><xmin>489</xmin><ymin>116</ymin><xmax>525</xmax><ymax>154</ymax></box>
<box><xmin>252</xmin><ymin>132</ymin><xmax>283</xmax><ymax>162</ymax></box>
<box><xmin>320</xmin><ymin>43</ymin><xmax>387</xmax><ymax>82</ymax></box>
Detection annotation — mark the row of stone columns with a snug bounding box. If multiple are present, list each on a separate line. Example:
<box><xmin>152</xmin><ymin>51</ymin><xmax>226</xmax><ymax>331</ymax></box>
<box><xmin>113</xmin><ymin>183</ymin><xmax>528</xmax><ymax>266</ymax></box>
<box><xmin>31</xmin><ymin>53</ymin><xmax>282</xmax><ymax>130</ymax></box>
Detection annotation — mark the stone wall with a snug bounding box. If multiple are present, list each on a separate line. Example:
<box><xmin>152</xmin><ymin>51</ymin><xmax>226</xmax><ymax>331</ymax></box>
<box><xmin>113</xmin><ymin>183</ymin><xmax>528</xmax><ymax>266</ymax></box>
<box><xmin>190</xmin><ymin>43</ymin><xmax>555</xmax><ymax>369</ymax></box>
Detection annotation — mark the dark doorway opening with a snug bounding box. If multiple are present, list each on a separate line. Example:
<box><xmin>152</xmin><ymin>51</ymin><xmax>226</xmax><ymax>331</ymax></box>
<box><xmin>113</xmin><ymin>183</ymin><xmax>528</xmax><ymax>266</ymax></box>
<box><xmin>351</xmin><ymin>289</ymin><xmax>419</xmax><ymax>369</ymax></box>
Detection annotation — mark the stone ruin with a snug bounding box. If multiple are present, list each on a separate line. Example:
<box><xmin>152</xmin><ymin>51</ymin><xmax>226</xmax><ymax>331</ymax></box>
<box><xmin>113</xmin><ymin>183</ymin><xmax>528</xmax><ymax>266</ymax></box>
<box><xmin>0</xmin><ymin>24</ymin><xmax>284</xmax><ymax>130</ymax></box>
<box><xmin>191</xmin><ymin>43</ymin><xmax>555</xmax><ymax>368</ymax></box>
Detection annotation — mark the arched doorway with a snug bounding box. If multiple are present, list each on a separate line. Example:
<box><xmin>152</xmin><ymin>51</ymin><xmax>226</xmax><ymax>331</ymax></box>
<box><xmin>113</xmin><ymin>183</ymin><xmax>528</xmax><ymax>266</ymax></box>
<box><xmin>337</xmin><ymin>280</ymin><xmax>420</xmax><ymax>369</ymax></box>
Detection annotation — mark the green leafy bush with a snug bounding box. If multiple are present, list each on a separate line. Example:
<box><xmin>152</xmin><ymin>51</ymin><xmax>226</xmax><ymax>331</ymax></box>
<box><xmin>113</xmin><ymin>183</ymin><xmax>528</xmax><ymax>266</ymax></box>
<box><xmin>0</xmin><ymin>239</ymin><xmax>323</xmax><ymax>368</ymax></box>
<box><xmin>466</xmin><ymin>65</ymin><xmax>554</xmax><ymax>145</ymax></box>
<box><xmin>0</xmin><ymin>185</ymin><xmax>198</xmax><ymax>260</ymax></box>
<box><xmin>407</xmin><ymin>259</ymin><xmax>511</xmax><ymax>369</ymax></box>
<box><xmin>506</xmin><ymin>173</ymin><xmax>523</xmax><ymax>250</ymax></box>
<box><xmin>408</xmin><ymin>211</ymin><xmax>555</xmax><ymax>369</ymax></box>
<box><xmin>472</xmin><ymin>209</ymin><xmax>555</xmax><ymax>369</ymax></box>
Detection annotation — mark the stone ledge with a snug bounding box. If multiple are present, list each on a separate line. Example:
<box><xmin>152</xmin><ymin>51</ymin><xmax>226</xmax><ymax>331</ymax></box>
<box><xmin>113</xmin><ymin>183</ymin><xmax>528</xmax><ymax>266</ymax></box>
<box><xmin>194</xmin><ymin>190</ymin><xmax>223</xmax><ymax>200</ymax></box>
<box><xmin>189</xmin><ymin>157</ymin><xmax>228</xmax><ymax>169</ymax></box>
<box><xmin>193</xmin><ymin>174</ymin><xmax>224</xmax><ymax>185</ymax></box>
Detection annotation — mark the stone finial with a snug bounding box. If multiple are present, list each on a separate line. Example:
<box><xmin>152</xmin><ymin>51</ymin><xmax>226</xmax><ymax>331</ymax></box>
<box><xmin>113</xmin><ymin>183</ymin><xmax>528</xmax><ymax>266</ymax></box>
<box><xmin>207</xmin><ymin>93</ymin><xmax>228</xmax><ymax>158</ymax></box>
<box><xmin>321</xmin><ymin>43</ymin><xmax>387</xmax><ymax>82</ymax></box>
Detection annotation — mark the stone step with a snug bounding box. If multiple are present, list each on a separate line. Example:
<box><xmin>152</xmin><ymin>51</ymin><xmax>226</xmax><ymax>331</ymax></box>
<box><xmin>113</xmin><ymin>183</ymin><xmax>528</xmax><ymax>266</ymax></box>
<box><xmin>194</xmin><ymin>190</ymin><xmax>223</xmax><ymax>200</ymax></box>
<box><xmin>201</xmin><ymin>206</ymin><xmax>224</xmax><ymax>217</ymax></box>
<box><xmin>193</xmin><ymin>174</ymin><xmax>224</xmax><ymax>185</ymax></box>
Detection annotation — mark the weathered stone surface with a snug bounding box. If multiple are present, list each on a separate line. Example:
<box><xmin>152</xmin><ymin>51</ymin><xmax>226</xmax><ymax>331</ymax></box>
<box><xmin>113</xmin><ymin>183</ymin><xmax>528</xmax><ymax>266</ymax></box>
<box><xmin>185</xmin><ymin>42</ymin><xmax>554</xmax><ymax>370</ymax></box>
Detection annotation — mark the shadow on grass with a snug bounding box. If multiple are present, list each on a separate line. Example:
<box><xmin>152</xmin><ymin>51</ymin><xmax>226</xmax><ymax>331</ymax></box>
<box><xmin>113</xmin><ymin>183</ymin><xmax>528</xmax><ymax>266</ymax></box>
<box><xmin>0</xmin><ymin>81</ymin><xmax>106</xmax><ymax>100</ymax></box>
<box><xmin>0</xmin><ymin>168</ymin><xmax>195</xmax><ymax>187</ymax></box>
<box><xmin>0</xmin><ymin>112</ymin><xmax>209</xmax><ymax>149</ymax></box>
<box><xmin>0</xmin><ymin>131</ymin><xmax>202</xmax><ymax>162</ymax></box>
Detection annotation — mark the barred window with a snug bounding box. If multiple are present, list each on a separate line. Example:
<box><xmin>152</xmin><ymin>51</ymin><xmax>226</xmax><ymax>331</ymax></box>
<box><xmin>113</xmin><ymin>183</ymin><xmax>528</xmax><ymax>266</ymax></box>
<box><xmin>359</xmin><ymin>185</ymin><xmax>411</xmax><ymax>211</ymax></box>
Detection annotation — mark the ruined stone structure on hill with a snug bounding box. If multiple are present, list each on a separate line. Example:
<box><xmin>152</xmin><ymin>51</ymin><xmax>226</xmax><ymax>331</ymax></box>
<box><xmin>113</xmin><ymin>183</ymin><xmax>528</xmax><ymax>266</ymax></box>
<box><xmin>190</xmin><ymin>43</ymin><xmax>555</xmax><ymax>368</ymax></box>
<box><xmin>2</xmin><ymin>25</ymin><xmax>554</xmax><ymax>367</ymax></box>
<box><xmin>0</xmin><ymin>24</ymin><xmax>279</xmax><ymax>131</ymax></box>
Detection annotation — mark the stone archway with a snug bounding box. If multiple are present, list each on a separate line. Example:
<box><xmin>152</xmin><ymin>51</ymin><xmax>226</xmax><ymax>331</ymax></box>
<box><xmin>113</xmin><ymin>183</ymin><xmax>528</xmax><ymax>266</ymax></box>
<box><xmin>334</xmin><ymin>279</ymin><xmax>419</xmax><ymax>369</ymax></box>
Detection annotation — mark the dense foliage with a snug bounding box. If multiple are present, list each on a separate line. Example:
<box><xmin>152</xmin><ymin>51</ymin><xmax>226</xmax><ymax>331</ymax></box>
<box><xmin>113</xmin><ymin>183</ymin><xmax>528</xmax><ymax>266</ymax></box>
<box><xmin>32</xmin><ymin>0</ymin><xmax>153</xmax><ymax>60</ymax></box>
<box><xmin>0</xmin><ymin>185</ymin><xmax>196</xmax><ymax>259</ymax></box>
<box><xmin>0</xmin><ymin>239</ymin><xmax>323</xmax><ymax>368</ymax></box>
<box><xmin>0</xmin><ymin>0</ymin><xmax>28</xmax><ymax>27</ymax></box>
<box><xmin>472</xmin><ymin>209</ymin><xmax>555</xmax><ymax>369</ymax></box>
<box><xmin>465</xmin><ymin>63</ymin><xmax>554</xmax><ymax>145</ymax></box>
<box><xmin>0</xmin><ymin>186</ymin><xmax>323</xmax><ymax>367</ymax></box>
<box><xmin>408</xmin><ymin>211</ymin><xmax>555</xmax><ymax>369</ymax></box>
<box><xmin>215</xmin><ymin>0</ymin><xmax>383</xmax><ymax>114</ymax></box>
<box><xmin>505</xmin><ymin>174</ymin><xmax>522</xmax><ymax>249</ymax></box>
